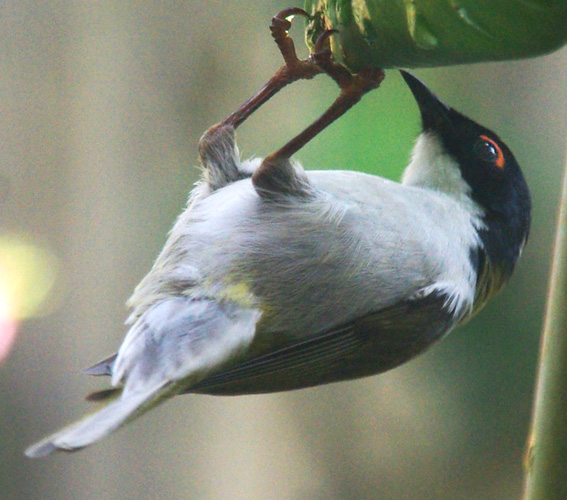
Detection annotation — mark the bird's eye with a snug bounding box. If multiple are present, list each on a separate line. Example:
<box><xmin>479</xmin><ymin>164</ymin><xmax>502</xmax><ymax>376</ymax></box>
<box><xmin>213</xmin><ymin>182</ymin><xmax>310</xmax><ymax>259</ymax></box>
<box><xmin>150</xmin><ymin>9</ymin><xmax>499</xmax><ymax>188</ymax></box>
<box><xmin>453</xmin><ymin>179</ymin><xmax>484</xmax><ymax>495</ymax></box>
<box><xmin>474</xmin><ymin>135</ymin><xmax>505</xmax><ymax>169</ymax></box>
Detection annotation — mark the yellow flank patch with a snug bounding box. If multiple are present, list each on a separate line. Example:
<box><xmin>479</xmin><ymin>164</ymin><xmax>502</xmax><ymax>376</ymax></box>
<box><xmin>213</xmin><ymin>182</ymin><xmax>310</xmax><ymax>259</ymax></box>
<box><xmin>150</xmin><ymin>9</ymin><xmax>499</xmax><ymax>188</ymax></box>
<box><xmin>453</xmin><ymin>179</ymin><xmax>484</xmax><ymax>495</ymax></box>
<box><xmin>220</xmin><ymin>280</ymin><xmax>256</xmax><ymax>308</ymax></box>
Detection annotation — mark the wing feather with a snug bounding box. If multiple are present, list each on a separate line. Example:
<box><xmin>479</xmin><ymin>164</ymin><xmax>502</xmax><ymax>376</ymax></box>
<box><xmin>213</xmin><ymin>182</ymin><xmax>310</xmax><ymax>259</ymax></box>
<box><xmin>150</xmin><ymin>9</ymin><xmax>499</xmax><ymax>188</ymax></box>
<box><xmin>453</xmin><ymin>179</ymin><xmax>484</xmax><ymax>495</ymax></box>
<box><xmin>192</xmin><ymin>291</ymin><xmax>455</xmax><ymax>395</ymax></box>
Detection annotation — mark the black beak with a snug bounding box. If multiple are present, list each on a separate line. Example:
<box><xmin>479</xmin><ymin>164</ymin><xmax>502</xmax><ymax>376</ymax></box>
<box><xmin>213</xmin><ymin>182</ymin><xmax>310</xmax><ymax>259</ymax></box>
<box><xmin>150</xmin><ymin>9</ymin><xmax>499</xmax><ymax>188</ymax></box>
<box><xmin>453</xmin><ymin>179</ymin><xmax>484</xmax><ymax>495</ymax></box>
<box><xmin>400</xmin><ymin>70</ymin><xmax>453</xmax><ymax>132</ymax></box>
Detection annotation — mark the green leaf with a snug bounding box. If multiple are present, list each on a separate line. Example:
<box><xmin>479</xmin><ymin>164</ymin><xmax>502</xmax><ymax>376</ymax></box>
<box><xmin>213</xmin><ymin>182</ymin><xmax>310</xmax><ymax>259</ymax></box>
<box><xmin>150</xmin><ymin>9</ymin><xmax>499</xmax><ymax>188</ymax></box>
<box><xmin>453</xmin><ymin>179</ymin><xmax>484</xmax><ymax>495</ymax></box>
<box><xmin>304</xmin><ymin>0</ymin><xmax>567</xmax><ymax>69</ymax></box>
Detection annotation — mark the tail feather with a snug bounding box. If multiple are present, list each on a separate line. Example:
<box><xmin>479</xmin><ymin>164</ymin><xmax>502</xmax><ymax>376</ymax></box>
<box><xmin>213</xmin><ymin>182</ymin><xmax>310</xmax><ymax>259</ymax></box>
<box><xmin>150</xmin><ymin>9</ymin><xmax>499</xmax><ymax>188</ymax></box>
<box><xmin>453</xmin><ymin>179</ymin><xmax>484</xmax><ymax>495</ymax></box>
<box><xmin>82</xmin><ymin>353</ymin><xmax>117</xmax><ymax>377</ymax></box>
<box><xmin>25</xmin><ymin>383</ymin><xmax>172</xmax><ymax>458</ymax></box>
<box><xmin>25</xmin><ymin>298</ymin><xmax>260</xmax><ymax>458</ymax></box>
<box><xmin>85</xmin><ymin>387</ymin><xmax>121</xmax><ymax>402</ymax></box>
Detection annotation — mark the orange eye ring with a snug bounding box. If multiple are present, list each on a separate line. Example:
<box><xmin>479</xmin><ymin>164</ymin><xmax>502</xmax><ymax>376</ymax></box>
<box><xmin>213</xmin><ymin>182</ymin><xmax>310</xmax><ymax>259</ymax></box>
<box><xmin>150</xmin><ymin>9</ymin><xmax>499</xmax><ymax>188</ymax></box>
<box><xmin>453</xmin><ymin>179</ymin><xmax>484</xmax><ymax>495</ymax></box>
<box><xmin>479</xmin><ymin>135</ymin><xmax>505</xmax><ymax>169</ymax></box>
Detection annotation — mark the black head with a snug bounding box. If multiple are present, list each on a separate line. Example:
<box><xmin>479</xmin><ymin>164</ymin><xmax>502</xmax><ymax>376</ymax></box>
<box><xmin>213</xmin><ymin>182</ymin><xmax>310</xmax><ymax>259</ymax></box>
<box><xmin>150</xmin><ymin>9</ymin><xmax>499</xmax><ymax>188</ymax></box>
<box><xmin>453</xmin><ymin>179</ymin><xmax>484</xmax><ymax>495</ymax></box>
<box><xmin>400</xmin><ymin>70</ymin><xmax>531</xmax><ymax>295</ymax></box>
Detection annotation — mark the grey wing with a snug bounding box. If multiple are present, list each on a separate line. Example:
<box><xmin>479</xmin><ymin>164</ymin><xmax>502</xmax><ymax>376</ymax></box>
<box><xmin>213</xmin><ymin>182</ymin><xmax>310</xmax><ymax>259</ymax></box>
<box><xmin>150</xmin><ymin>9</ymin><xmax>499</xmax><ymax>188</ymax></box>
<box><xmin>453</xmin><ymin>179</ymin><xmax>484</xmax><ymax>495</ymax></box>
<box><xmin>82</xmin><ymin>298</ymin><xmax>261</xmax><ymax>390</ymax></box>
<box><xmin>190</xmin><ymin>291</ymin><xmax>456</xmax><ymax>395</ymax></box>
<box><xmin>111</xmin><ymin>297</ymin><xmax>261</xmax><ymax>395</ymax></box>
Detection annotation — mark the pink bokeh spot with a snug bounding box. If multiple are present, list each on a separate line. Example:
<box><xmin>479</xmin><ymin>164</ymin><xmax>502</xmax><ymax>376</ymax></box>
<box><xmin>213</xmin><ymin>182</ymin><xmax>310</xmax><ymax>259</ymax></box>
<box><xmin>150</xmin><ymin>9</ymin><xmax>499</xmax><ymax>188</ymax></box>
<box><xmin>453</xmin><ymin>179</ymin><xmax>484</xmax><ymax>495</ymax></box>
<box><xmin>0</xmin><ymin>287</ymin><xmax>19</xmax><ymax>363</ymax></box>
<box><xmin>0</xmin><ymin>317</ymin><xmax>18</xmax><ymax>363</ymax></box>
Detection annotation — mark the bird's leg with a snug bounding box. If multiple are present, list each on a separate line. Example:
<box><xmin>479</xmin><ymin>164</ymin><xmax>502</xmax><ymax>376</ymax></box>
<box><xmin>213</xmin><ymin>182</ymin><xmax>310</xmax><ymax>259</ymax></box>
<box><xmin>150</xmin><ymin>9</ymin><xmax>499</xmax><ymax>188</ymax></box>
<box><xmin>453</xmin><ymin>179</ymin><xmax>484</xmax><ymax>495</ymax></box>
<box><xmin>265</xmin><ymin>68</ymin><xmax>385</xmax><ymax>160</ymax></box>
<box><xmin>212</xmin><ymin>8</ymin><xmax>322</xmax><ymax>134</ymax></box>
<box><xmin>198</xmin><ymin>8</ymin><xmax>323</xmax><ymax>175</ymax></box>
<box><xmin>198</xmin><ymin>8</ymin><xmax>324</xmax><ymax>184</ymax></box>
<box><xmin>252</xmin><ymin>31</ymin><xmax>385</xmax><ymax>187</ymax></box>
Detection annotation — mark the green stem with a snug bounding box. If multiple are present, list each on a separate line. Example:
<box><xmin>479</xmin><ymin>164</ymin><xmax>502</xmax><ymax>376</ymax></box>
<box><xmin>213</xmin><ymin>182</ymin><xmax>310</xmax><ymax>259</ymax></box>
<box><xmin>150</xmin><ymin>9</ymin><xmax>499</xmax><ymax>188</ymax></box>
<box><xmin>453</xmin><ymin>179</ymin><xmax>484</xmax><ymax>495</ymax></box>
<box><xmin>523</xmin><ymin>151</ymin><xmax>567</xmax><ymax>499</ymax></box>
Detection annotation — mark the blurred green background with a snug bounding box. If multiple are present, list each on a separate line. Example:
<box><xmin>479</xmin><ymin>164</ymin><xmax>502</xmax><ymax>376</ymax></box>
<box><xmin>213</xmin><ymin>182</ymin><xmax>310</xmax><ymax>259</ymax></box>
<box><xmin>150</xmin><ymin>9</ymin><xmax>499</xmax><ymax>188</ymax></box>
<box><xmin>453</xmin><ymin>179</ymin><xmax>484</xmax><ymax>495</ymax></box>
<box><xmin>1</xmin><ymin>1</ymin><xmax>565</xmax><ymax>499</ymax></box>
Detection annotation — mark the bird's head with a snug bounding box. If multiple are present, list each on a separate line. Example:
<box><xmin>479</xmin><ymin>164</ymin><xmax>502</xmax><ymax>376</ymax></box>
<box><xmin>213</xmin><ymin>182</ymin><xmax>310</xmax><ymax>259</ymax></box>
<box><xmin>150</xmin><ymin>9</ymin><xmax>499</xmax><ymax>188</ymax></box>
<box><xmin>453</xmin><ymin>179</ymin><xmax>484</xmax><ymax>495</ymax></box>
<box><xmin>400</xmin><ymin>70</ymin><xmax>531</xmax><ymax>309</ymax></box>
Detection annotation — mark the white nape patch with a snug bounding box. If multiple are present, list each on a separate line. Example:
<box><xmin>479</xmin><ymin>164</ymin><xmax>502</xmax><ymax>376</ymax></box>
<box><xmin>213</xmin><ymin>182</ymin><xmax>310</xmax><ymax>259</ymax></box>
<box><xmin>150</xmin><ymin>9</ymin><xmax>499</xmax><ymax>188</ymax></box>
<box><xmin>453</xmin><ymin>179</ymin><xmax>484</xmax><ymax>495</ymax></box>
<box><xmin>402</xmin><ymin>132</ymin><xmax>482</xmax><ymax>217</ymax></box>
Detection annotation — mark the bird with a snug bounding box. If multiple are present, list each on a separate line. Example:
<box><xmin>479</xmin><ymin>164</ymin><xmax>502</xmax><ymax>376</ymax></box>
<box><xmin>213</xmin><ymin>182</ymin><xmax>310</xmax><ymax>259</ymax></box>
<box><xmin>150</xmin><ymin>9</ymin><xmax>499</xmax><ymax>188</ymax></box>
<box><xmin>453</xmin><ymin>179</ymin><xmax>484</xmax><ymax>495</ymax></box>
<box><xmin>25</xmin><ymin>12</ymin><xmax>531</xmax><ymax>458</ymax></box>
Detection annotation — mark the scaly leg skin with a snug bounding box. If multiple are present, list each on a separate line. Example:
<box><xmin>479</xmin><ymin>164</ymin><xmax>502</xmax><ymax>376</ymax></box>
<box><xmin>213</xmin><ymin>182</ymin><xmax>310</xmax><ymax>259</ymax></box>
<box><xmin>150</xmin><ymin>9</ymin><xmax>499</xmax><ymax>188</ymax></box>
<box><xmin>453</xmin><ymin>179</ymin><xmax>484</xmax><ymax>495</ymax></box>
<box><xmin>252</xmin><ymin>30</ymin><xmax>385</xmax><ymax>194</ymax></box>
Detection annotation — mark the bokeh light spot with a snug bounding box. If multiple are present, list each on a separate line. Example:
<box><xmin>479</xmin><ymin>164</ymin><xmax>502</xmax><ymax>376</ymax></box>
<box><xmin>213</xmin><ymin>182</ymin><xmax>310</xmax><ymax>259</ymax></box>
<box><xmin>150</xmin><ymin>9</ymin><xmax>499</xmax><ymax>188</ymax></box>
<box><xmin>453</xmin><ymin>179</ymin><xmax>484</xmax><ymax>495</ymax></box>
<box><xmin>0</xmin><ymin>235</ymin><xmax>59</xmax><ymax>361</ymax></box>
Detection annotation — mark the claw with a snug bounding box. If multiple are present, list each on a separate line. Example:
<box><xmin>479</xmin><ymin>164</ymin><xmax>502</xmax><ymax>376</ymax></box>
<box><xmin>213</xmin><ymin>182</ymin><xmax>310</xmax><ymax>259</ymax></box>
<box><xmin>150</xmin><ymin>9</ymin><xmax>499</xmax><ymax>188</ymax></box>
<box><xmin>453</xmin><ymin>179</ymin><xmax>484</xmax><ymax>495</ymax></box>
<box><xmin>314</xmin><ymin>28</ymin><xmax>338</xmax><ymax>51</ymax></box>
<box><xmin>270</xmin><ymin>8</ymin><xmax>311</xmax><ymax>68</ymax></box>
<box><xmin>311</xmin><ymin>29</ymin><xmax>353</xmax><ymax>89</ymax></box>
<box><xmin>310</xmin><ymin>29</ymin><xmax>336</xmax><ymax>68</ymax></box>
